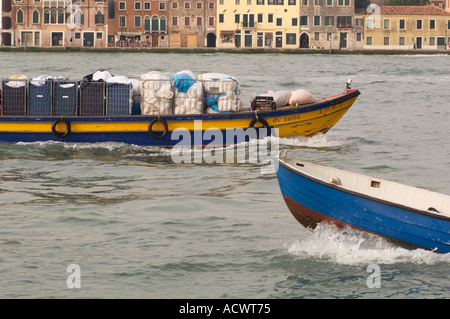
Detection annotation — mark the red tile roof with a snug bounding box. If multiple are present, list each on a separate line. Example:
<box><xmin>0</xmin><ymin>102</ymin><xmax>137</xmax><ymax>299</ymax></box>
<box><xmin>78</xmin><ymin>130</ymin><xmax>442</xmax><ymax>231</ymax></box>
<box><xmin>367</xmin><ymin>5</ymin><xmax>450</xmax><ymax>16</ymax></box>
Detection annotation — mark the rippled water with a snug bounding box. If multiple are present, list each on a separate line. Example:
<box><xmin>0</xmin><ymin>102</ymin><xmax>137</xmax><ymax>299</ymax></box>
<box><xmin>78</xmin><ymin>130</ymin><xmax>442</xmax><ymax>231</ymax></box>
<box><xmin>0</xmin><ymin>52</ymin><xmax>449</xmax><ymax>299</ymax></box>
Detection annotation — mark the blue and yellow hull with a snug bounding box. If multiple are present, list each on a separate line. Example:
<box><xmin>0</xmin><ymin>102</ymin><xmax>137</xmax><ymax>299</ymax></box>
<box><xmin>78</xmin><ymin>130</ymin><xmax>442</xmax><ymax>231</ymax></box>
<box><xmin>0</xmin><ymin>89</ymin><xmax>360</xmax><ymax>146</ymax></box>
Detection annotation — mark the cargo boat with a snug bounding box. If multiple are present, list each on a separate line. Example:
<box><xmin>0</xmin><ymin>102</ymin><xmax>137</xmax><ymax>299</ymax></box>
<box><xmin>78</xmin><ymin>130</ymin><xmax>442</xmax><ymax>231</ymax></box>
<box><xmin>0</xmin><ymin>74</ymin><xmax>360</xmax><ymax>147</ymax></box>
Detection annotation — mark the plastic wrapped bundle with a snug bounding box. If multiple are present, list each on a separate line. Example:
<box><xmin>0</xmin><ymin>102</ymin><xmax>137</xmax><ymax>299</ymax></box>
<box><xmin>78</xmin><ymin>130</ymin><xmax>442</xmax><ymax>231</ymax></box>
<box><xmin>289</xmin><ymin>89</ymin><xmax>317</xmax><ymax>106</ymax></box>
<box><xmin>172</xmin><ymin>70</ymin><xmax>204</xmax><ymax>115</ymax></box>
<box><xmin>198</xmin><ymin>73</ymin><xmax>241</xmax><ymax>113</ymax></box>
<box><xmin>140</xmin><ymin>71</ymin><xmax>174</xmax><ymax>115</ymax></box>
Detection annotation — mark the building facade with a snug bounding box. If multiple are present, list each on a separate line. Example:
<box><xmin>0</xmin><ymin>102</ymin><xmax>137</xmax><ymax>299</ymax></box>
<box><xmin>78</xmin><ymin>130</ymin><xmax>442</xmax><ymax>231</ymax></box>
<box><xmin>364</xmin><ymin>5</ymin><xmax>450</xmax><ymax>50</ymax></box>
<box><xmin>168</xmin><ymin>0</ymin><xmax>217</xmax><ymax>47</ymax></box>
<box><xmin>6</xmin><ymin>0</ymin><xmax>108</xmax><ymax>47</ymax></box>
<box><xmin>108</xmin><ymin>0</ymin><xmax>169</xmax><ymax>47</ymax></box>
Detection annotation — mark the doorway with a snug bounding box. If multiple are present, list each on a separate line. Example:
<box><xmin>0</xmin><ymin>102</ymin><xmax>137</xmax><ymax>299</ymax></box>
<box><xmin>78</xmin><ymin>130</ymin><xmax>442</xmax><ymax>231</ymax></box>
<box><xmin>83</xmin><ymin>32</ymin><xmax>94</xmax><ymax>47</ymax></box>
<box><xmin>300</xmin><ymin>33</ymin><xmax>309</xmax><ymax>48</ymax></box>
<box><xmin>416</xmin><ymin>37</ymin><xmax>422</xmax><ymax>49</ymax></box>
<box><xmin>52</xmin><ymin>32</ymin><xmax>63</xmax><ymax>46</ymax></box>
<box><xmin>340</xmin><ymin>32</ymin><xmax>347</xmax><ymax>49</ymax></box>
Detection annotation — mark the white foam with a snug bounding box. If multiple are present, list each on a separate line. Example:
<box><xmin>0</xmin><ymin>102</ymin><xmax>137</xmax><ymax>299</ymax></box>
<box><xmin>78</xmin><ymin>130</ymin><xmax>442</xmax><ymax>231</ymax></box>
<box><xmin>285</xmin><ymin>223</ymin><xmax>450</xmax><ymax>265</ymax></box>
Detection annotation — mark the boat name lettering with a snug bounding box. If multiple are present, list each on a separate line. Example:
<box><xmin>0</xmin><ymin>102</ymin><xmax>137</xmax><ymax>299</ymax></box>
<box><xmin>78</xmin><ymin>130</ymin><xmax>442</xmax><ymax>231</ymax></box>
<box><xmin>282</xmin><ymin>115</ymin><xmax>300</xmax><ymax>122</ymax></box>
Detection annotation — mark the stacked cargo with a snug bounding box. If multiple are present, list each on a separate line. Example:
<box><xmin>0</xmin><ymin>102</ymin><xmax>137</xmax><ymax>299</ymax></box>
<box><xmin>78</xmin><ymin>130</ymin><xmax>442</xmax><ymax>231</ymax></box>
<box><xmin>172</xmin><ymin>70</ymin><xmax>203</xmax><ymax>115</ymax></box>
<box><xmin>1</xmin><ymin>76</ymin><xmax>27</xmax><ymax>116</ymax></box>
<box><xmin>140</xmin><ymin>71</ymin><xmax>173</xmax><ymax>115</ymax></box>
<box><xmin>28</xmin><ymin>76</ymin><xmax>54</xmax><ymax>116</ymax></box>
<box><xmin>198</xmin><ymin>73</ymin><xmax>241</xmax><ymax>113</ymax></box>
<box><xmin>53</xmin><ymin>80</ymin><xmax>77</xmax><ymax>116</ymax></box>
<box><xmin>106</xmin><ymin>76</ymin><xmax>133</xmax><ymax>116</ymax></box>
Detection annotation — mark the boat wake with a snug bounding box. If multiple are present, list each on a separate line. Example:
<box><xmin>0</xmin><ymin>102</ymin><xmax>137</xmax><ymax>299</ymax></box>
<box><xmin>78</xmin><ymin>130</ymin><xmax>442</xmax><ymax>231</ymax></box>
<box><xmin>285</xmin><ymin>223</ymin><xmax>450</xmax><ymax>266</ymax></box>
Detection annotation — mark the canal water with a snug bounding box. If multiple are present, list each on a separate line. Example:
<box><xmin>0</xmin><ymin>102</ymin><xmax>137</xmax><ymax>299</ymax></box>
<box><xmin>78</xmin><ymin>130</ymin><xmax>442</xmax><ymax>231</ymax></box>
<box><xmin>0</xmin><ymin>51</ymin><xmax>449</xmax><ymax>299</ymax></box>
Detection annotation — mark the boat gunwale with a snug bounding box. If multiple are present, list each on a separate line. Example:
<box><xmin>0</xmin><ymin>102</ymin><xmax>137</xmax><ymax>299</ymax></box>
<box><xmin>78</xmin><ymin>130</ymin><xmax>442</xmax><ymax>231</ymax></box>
<box><xmin>277</xmin><ymin>157</ymin><xmax>450</xmax><ymax>222</ymax></box>
<box><xmin>0</xmin><ymin>89</ymin><xmax>361</xmax><ymax>123</ymax></box>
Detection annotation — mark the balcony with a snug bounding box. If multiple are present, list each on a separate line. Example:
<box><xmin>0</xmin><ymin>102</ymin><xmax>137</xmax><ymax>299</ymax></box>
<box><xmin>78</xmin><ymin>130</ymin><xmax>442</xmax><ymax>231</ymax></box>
<box><xmin>43</xmin><ymin>0</ymin><xmax>72</xmax><ymax>8</ymax></box>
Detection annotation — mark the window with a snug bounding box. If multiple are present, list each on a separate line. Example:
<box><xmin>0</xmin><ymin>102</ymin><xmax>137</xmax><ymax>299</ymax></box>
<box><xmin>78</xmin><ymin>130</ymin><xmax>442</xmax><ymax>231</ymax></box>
<box><xmin>325</xmin><ymin>16</ymin><xmax>334</xmax><ymax>26</ymax></box>
<box><xmin>184</xmin><ymin>2</ymin><xmax>190</xmax><ymax>8</ymax></box>
<box><xmin>235</xmin><ymin>0</ymin><xmax>240</xmax><ymax>4</ymax></box>
<box><xmin>356</xmin><ymin>33</ymin><xmax>361</xmax><ymax>41</ymax></box>
<box><xmin>197</xmin><ymin>2</ymin><xmax>202</xmax><ymax>8</ymax></box>
<box><xmin>135</xmin><ymin>16</ymin><xmax>141</xmax><ymax>27</ymax></box>
<box><xmin>172</xmin><ymin>2</ymin><xmax>177</xmax><ymax>8</ymax></box>
<box><xmin>301</xmin><ymin>0</ymin><xmax>307</xmax><ymax>4</ymax></box>
<box><xmin>292</xmin><ymin>18</ymin><xmax>298</xmax><ymax>26</ymax></box>
<box><xmin>153</xmin><ymin>15</ymin><xmax>159</xmax><ymax>30</ymax></box>
<box><xmin>75</xmin><ymin>33</ymin><xmax>81</xmax><ymax>39</ymax></box>
<box><xmin>50</xmin><ymin>9</ymin><xmax>56</xmax><ymax>24</ymax></box>
<box><xmin>366</xmin><ymin>18</ymin><xmax>373</xmax><ymax>29</ymax></box>
<box><xmin>276</xmin><ymin>18</ymin><xmax>282</xmax><ymax>26</ymax></box>
<box><xmin>208</xmin><ymin>16</ymin><xmax>214</xmax><ymax>26</ymax></box>
<box><xmin>32</xmin><ymin>10</ymin><xmax>39</xmax><ymax>24</ymax></box>
<box><xmin>159</xmin><ymin>2</ymin><xmax>166</xmax><ymax>10</ymax></box>
<box><xmin>209</xmin><ymin>2</ymin><xmax>215</xmax><ymax>8</ymax></box>
<box><xmin>300</xmin><ymin>16</ymin><xmax>308</xmax><ymax>25</ymax></box>
<box><xmin>337</xmin><ymin>16</ymin><xmax>351</xmax><ymax>28</ymax></box>
<box><xmin>44</xmin><ymin>10</ymin><xmax>49</xmax><ymax>24</ymax></box>
<box><xmin>235</xmin><ymin>14</ymin><xmax>240</xmax><ymax>24</ymax></box>
<box><xmin>315</xmin><ymin>0</ymin><xmax>320</xmax><ymax>4</ymax></box>
<box><xmin>119</xmin><ymin>16</ymin><xmax>126</xmax><ymax>27</ymax></box>
<box><xmin>286</xmin><ymin>33</ymin><xmax>296</xmax><ymax>45</ymax></box>
<box><xmin>135</xmin><ymin>2</ymin><xmax>141</xmax><ymax>10</ymax></box>
<box><xmin>95</xmin><ymin>11</ymin><xmax>104</xmax><ymax>25</ymax></box>
<box><xmin>383</xmin><ymin>37</ymin><xmax>389</xmax><ymax>45</ymax></box>
<box><xmin>327</xmin><ymin>0</ymin><xmax>332</xmax><ymax>5</ymax></box>
<box><xmin>399</xmin><ymin>37</ymin><xmax>405</xmax><ymax>45</ymax></box>
<box><xmin>314</xmin><ymin>16</ymin><xmax>320</xmax><ymax>26</ymax></box>
<box><xmin>243</xmin><ymin>14</ymin><xmax>254</xmax><ymax>27</ymax></box>
<box><xmin>268</xmin><ymin>0</ymin><xmax>275</xmax><ymax>4</ymax></box>
<box><xmin>429</xmin><ymin>37</ymin><xmax>435</xmax><ymax>45</ymax></box>
<box><xmin>288</xmin><ymin>0</ymin><xmax>296</xmax><ymax>4</ymax></box>
<box><xmin>314</xmin><ymin>32</ymin><xmax>319</xmax><ymax>41</ymax></box>
<box><xmin>416</xmin><ymin>19</ymin><xmax>422</xmax><ymax>30</ymax></box>
<box><xmin>257</xmin><ymin>0</ymin><xmax>264</xmax><ymax>4</ymax></box>
<box><xmin>119</xmin><ymin>1</ymin><xmax>125</xmax><ymax>10</ymax></box>
<box><xmin>276</xmin><ymin>0</ymin><xmax>284</xmax><ymax>4</ymax></box>
<box><xmin>17</xmin><ymin>9</ymin><xmax>24</xmax><ymax>24</ymax></box>
<box><xmin>366</xmin><ymin>36</ymin><xmax>372</xmax><ymax>45</ymax></box>
<box><xmin>172</xmin><ymin>16</ymin><xmax>178</xmax><ymax>26</ymax></box>
<box><xmin>258</xmin><ymin>14</ymin><xmax>263</xmax><ymax>23</ymax></box>
<box><xmin>268</xmin><ymin>14</ymin><xmax>273</xmax><ymax>23</ymax></box>
<box><xmin>160</xmin><ymin>16</ymin><xmax>166</xmax><ymax>31</ymax></box>
<box><xmin>219</xmin><ymin>14</ymin><xmax>224</xmax><ymax>23</ymax></box>
<box><xmin>399</xmin><ymin>19</ymin><xmax>405</xmax><ymax>30</ymax></box>
<box><xmin>96</xmin><ymin>32</ymin><xmax>102</xmax><ymax>39</ymax></box>
<box><xmin>144</xmin><ymin>2</ymin><xmax>151</xmax><ymax>10</ymax></box>
<box><xmin>197</xmin><ymin>16</ymin><xmax>202</xmax><ymax>26</ymax></box>
<box><xmin>430</xmin><ymin>20</ymin><xmax>435</xmax><ymax>30</ymax></box>
<box><xmin>383</xmin><ymin>19</ymin><xmax>389</xmax><ymax>30</ymax></box>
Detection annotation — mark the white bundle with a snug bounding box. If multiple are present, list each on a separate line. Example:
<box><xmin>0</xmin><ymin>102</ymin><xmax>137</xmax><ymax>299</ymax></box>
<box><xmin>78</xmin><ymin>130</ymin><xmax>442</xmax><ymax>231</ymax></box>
<box><xmin>174</xmin><ymin>81</ymin><xmax>204</xmax><ymax>115</ymax></box>
<box><xmin>130</xmin><ymin>78</ymin><xmax>141</xmax><ymax>104</ymax></box>
<box><xmin>198</xmin><ymin>73</ymin><xmax>241</xmax><ymax>113</ymax></box>
<box><xmin>140</xmin><ymin>71</ymin><xmax>174</xmax><ymax>115</ymax></box>
<box><xmin>92</xmin><ymin>70</ymin><xmax>113</xmax><ymax>82</ymax></box>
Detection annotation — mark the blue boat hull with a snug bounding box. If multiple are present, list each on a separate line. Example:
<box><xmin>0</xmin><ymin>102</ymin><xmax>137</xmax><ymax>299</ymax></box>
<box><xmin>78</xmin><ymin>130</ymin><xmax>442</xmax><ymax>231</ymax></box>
<box><xmin>275</xmin><ymin>158</ymin><xmax>450</xmax><ymax>253</ymax></box>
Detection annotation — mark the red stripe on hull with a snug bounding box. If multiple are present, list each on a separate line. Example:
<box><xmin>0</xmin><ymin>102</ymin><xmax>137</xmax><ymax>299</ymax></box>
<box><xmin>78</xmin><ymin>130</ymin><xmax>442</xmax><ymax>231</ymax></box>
<box><xmin>283</xmin><ymin>195</ymin><xmax>348</xmax><ymax>229</ymax></box>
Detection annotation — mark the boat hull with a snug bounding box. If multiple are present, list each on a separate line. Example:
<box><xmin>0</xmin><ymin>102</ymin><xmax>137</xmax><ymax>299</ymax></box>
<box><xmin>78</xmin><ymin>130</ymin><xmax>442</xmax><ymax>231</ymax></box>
<box><xmin>0</xmin><ymin>89</ymin><xmax>360</xmax><ymax>146</ymax></box>
<box><xmin>275</xmin><ymin>158</ymin><xmax>450</xmax><ymax>253</ymax></box>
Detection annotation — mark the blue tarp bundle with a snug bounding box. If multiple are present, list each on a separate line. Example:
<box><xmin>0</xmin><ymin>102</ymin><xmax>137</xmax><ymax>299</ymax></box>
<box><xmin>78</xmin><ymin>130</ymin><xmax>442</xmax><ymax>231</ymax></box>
<box><xmin>171</xmin><ymin>73</ymin><xmax>195</xmax><ymax>93</ymax></box>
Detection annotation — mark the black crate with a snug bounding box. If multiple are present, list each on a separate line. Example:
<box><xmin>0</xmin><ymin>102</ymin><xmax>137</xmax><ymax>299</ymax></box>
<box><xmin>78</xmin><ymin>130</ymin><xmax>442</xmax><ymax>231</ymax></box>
<box><xmin>79</xmin><ymin>81</ymin><xmax>105</xmax><ymax>116</ymax></box>
<box><xmin>1</xmin><ymin>80</ymin><xmax>27</xmax><ymax>116</ymax></box>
